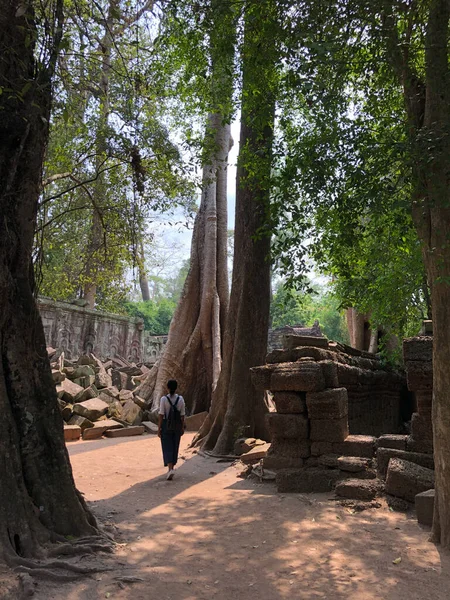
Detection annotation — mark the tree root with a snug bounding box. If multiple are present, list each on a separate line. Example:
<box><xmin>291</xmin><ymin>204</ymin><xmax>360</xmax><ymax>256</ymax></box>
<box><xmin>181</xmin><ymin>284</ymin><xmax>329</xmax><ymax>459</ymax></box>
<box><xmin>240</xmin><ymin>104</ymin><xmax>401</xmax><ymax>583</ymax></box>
<box><xmin>10</xmin><ymin>556</ymin><xmax>113</xmax><ymax>574</ymax></box>
<box><xmin>47</xmin><ymin>542</ymin><xmax>114</xmax><ymax>556</ymax></box>
<box><xmin>14</xmin><ymin>566</ymin><xmax>91</xmax><ymax>583</ymax></box>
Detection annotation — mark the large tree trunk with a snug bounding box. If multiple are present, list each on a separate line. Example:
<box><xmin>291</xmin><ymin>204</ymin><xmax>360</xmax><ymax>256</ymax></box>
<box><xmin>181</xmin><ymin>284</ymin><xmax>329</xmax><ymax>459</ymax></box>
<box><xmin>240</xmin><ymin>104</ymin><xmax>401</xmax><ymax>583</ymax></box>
<box><xmin>136</xmin><ymin>115</ymin><xmax>231</xmax><ymax>413</ymax></box>
<box><xmin>198</xmin><ymin>0</ymin><xmax>278</xmax><ymax>454</ymax></box>
<box><xmin>413</xmin><ymin>0</ymin><xmax>450</xmax><ymax>548</ymax></box>
<box><xmin>136</xmin><ymin>0</ymin><xmax>235</xmax><ymax>414</ymax></box>
<box><xmin>0</xmin><ymin>0</ymin><xmax>97</xmax><ymax>562</ymax></box>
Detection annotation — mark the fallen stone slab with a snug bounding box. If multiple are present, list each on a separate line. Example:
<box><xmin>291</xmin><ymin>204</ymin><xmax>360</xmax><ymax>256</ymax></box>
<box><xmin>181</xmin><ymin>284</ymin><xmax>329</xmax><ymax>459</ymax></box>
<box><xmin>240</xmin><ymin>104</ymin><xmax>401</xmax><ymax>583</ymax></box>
<box><xmin>376</xmin><ymin>447</ymin><xmax>434</xmax><ymax>478</ymax></box>
<box><xmin>121</xmin><ymin>399</ymin><xmax>143</xmax><ymax>425</ymax></box>
<box><xmin>185</xmin><ymin>411</ymin><xmax>209</xmax><ymax>431</ymax></box>
<box><xmin>335</xmin><ymin>478</ymin><xmax>383</xmax><ymax>501</ymax></box>
<box><xmin>52</xmin><ymin>370</ymin><xmax>66</xmax><ymax>384</ymax></box>
<box><xmin>267</xmin><ymin>413</ymin><xmax>309</xmax><ymax>440</ymax></box>
<box><xmin>72</xmin><ymin>365</ymin><xmax>96</xmax><ymax>379</ymax></box>
<box><xmin>68</xmin><ymin>415</ymin><xmax>94</xmax><ymax>431</ymax></box>
<box><xmin>64</xmin><ymin>424</ymin><xmax>81</xmax><ymax>441</ymax></box>
<box><xmin>377</xmin><ymin>434</ymin><xmax>407</xmax><ymax>451</ymax></box>
<box><xmin>277</xmin><ymin>467</ymin><xmax>343</xmax><ymax>493</ymax></box>
<box><xmin>61</xmin><ymin>404</ymin><xmax>73</xmax><ymax>422</ymax></box>
<box><xmin>98</xmin><ymin>386</ymin><xmax>120</xmax><ymax>400</ymax></box>
<box><xmin>82</xmin><ymin>419</ymin><xmax>123</xmax><ymax>440</ymax></box>
<box><xmin>119</xmin><ymin>389</ymin><xmax>134</xmax><ymax>403</ymax></box>
<box><xmin>306</xmin><ymin>388</ymin><xmax>348</xmax><ymax>420</ymax></box>
<box><xmin>337</xmin><ymin>456</ymin><xmax>372</xmax><ymax>473</ymax></box>
<box><xmin>142</xmin><ymin>421</ymin><xmax>159</xmax><ymax>434</ymax></box>
<box><xmin>57</xmin><ymin>377</ymin><xmax>84</xmax><ymax>403</ymax></box>
<box><xmin>385</xmin><ymin>458</ymin><xmax>434</xmax><ymax>503</ymax></box>
<box><xmin>310</xmin><ymin>415</ymin><xmax>348</xmax><ymax>443</ymax></box>
<box><xmin>73</xmin><ymin>384</ymin><xmax>99</xmax><ymax>404</ymax></box>
<box><xmin>73</xmin><ymin>375</ymin><xmax>95</xmax><ymax>388</ymax></box>
<box><xmin>240</xmin><ymin>443</ymin><xmax>271</xmax><ymax>464</ymax></box>
<box><xmin>415</xmin><ymin>489</ymin><xmax>435</xmax><ymax>527</ymax></box>
<box><xmin>234</xmin><ymin>437</ymin><xmax>266</xmax><ymax>456</ymax></box>
<box><xmin>333</xmin><ymin>435</ymin><xmax>377</xmax><ymax>458</ymax></box>
<box><xmin>72</xmin><ymin>398</ymin><xmax>109</xmax><ymax>421</ymax></box>
<box><xmin>104</xmin><ymin>426</ymin><xmax>145</xmax><ymax>438</ymax></box>
<box><xmin>284</xmin><ymin>334</ymin><xmax>329</xmax><ymax>350</ymax></box>
<box><xmin>272</xmin><ymin>391</ymin><xmax>306</xmax><ymax>414</ymax></box>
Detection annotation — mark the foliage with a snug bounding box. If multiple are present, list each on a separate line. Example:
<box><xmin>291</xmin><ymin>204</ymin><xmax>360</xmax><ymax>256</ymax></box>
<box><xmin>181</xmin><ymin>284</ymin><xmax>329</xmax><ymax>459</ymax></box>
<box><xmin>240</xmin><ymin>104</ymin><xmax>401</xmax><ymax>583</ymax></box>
<box><xmin>269</xmin><ymin>0</ymin><xmax>429</xmax><ymax>341</ymax></box>
<box><xmin>36</xmin><ymin>0</ymin><xmax>197</xmax><ymax>309</ymax></box>
<box><xmin>270</xmin><ymin>282</ymin><xmax>349</xmax><ymax>343</ymax></box>
<box><xmin>124</xmin><ymin>298</ymin><xmax>176</xmax><ymax>334</ymax></box>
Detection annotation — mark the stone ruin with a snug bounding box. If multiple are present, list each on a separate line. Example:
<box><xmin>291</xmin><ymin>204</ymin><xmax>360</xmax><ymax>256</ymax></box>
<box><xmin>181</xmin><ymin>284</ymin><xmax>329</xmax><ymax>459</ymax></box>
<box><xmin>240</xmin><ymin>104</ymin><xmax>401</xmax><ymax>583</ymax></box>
<box><xmin>250</xmin><ymin>331</ymin><xmax>436</xmax><ymax>524</ymax></box>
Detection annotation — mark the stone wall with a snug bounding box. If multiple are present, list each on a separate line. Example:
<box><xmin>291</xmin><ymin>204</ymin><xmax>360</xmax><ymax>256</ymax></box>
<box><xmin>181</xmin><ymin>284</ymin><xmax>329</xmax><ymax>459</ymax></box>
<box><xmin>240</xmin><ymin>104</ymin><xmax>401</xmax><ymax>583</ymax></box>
<box><xmin>38</xmin><ymin>297</ymin><xmax>167</xmax><ymax>363</ymax></box>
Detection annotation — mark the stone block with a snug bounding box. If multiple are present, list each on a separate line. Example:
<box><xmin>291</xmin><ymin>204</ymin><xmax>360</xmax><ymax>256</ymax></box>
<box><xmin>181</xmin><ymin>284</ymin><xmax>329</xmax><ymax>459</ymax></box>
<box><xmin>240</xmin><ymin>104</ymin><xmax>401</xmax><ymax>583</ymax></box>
<box><xmin>73</xmin><ymin>375</ymin><xmax>96</xmax><ymax>388</ymax></box>
<box><xmin>403</xmin><ymin>337</ymin><xmax>433</xmax><ymax>363</ymax></box>
<box><xmin>277</xmin><ymin>468</ymin><xmax>342</xmax><ymax>493</ymax></box>
<box><xmin>52</xmin><ymin>370</ymin><xmax>66</xmax><ymax>384</ymax></box>
<box><xmin>266</xmin><ymin>413</ymin><xmax>309</xmax><ymax>440</ymax></box>
<box><xmin>311</xmin><ymin>441</ymin><xmax>333</xmax><ymax>456</ymax></box>
<box><xmin>337</xmin><ymin>456</ymin><xmax>372</xmax><ymax>473</ymax></box>
<box><xmin>142</xmin><ymin>421</ymin><xmax>159</xmax><ymax>434</ymax></box>
<box><xmin>306</xmin><ymin>388</ymin><xmax>348</xmax><ymax>420</ymax></box>
<box><xmin>58</xmin><ymin>378</ymin><xmax>84</xmax><ymax>403</ymax></box>
<box><xmin>185</xmin><ymin>411</ymin><xmax>209</xmax><ymax>431</ymax></box>
<box><xmin>107</xmin><ymin>399</ymin><xmax>123</xmax><ymax>420</ymax></box>
<box><xmin>72</xmin><ymin>365</ymin><xmax>95</xmax><ymax>379</ymax></box>
<box><xmin>240</xmin><ymin>443</ymin><xmax>271</xmax><ymax>464</ymax></box>
<box><xmin>310</xmin><ymin>416</ymin><xmax>348</xmax><ymax>443</ymax></box>
<box><xmin>104</xmin><ymin>426</ymin><xmax>145</xmax><ymax>438</ymax></box>
<box><xmin>377</xmin><ymin>434</ymin><xmax>407</xmax><ymax>451</ymax></box>
<box><xmin>321</xmin><ymin>361</ymin><xmax>339</xmax><ymax>388</ymax></box>
<box><xmin>377</xmin><ymin>447</ymin><xmax>434</xmax><ymax>478</ymax></box>
<box><xmin>68</xmin><ymin>415</ymin><xmax>94</xmax><ymax>431</ymax></box>
<box><xmin>133</xmin><ymin>395</ymin><xmax>147</xmax><ymax>409</ymax></box>
<box><xmin>318</xmin><ymin>454</ymin><xmax>340</xmax><ymax>468</ymax></box>
<box><xmin>263</xmin><ymin>439</ymin><xmax>310</xmax><ymax>470</ymax></box>
<box><xmin>98</xmin><ymin>386</ymin><xmax>120</xmax><ymax>400</ymax></box>
<box><xmin>95</xmin><ymin>370</ymin><xmax>112</xmax><ymax>389</ymax></box>
<box><xmin>121</xmin><ymin>399</ymin><xmax>143</xmax><ymax>425</ymax></box>
<box><xmin>385</xmin><ymin>458</ymin><xmax>434</xmax><ymax>503</ymax></box>
<box><xmin>332</xmin><ymin>435</ymin><xmax>377</xmax><ymax>458</ymax></box>
<box><xmin>336</xmin><ymin>364</ymin><xmax>360</xmax><ymax>386</ymax></box>
<box><xmin>119</xmin><ymin>389</ymin><xmax>134</xmax><ymax>403</ymax></box>
<box><xmin>411</xmin><ymin>412</ymin><xmax>433</xmax><ymax>441</ymax></box>
<box><xmin>270</xmin><ymin>362</ymin><xmax>326</xmax><ymax>392</ymax></box>
<box><xmin>335</xmin><ymin>479</ymin><xmax>383</xmax><ymax>501</ymax></box>
<box><xmin>64</xmin><ymin>424</ymin><xmax>81</xmax><ymax>442</ymax></box>
<box><xmin>273</xmin><ymin>391</ymin><xmax>306</xmax><ymax>414</ymax></box>
<box><xmin>406</xmin><ymin>436</ymin><xmax>433</xmax><ymax>454</ymax></box>
<box><xmin>72</xmin><ymin>398</ymin><xmax>109</xmax><ymax>421</ymax></box>
<box><xmin>283</xmin><ymin>334</ymin><xmax>329</xmax><ymax>350</ymax></box>
<box><xmin>416</xmin><ymin>390</ymin><xmax>433</xmax><ymax>413</ymax></box>
<box><xmin>62</xmin><ymin>404</ymin><xmax>73</xmax><ymax>422</ymax></box>
<box><xmin>415</xmin><ymin>489</ymin><xmax>435</xmax><ymax>527</ymax></box>
<box><xmin>406</xmin><ymin>362</ymin><xmax>433</xmax><ymax>391</ymax></box>
<box><xmin>250</xmin><ymin>365</ymin><xmax>273</xmax><ymax>390</ymax></box>
<box><xmin>73</xmin><ymin>385</ymin><xmax>99</xmax><ymax>404</ymax></box>
<box><xmin>81</xmin><ymin>419</ymin><xmax>123</xmax><ymax>440</ymax></box>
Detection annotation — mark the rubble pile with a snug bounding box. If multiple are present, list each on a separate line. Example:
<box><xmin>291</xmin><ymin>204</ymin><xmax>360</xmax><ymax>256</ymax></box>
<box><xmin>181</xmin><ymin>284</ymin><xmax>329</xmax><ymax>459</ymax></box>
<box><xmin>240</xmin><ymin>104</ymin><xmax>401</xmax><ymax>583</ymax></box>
<box><xmin>48</xmin><ymin>347</ymin><xmax>153</xmax><ymax>441</ymax></box>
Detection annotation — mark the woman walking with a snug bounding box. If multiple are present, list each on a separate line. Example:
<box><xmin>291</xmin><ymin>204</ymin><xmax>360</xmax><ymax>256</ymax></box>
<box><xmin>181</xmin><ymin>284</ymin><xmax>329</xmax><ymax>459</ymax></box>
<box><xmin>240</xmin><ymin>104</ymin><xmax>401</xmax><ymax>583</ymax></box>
<box><xmin>158</xmin><ymin>379</ymin><xmax>185</xmax><ymax>480</ymax></box>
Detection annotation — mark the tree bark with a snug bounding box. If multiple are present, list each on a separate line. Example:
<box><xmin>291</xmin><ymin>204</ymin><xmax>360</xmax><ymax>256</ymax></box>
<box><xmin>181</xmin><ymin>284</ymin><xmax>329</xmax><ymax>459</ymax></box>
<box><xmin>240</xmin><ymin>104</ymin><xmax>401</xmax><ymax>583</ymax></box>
<box><xmin>0</xmin><ymin>0</ymin><xmax>97</xmax><ymax>562</ymax></box>
<box><xmin>136</xmin><ymin>0</ymin><xmax>235</xmax><ymax>414</ymax></box>
<box><xmin>384</xmin><ymin>0</ymin><xmax>450</xmax><ymax>547</ymax></box>
<box><xmin>199</xmin><ymin>0</ymin><xmax>278</xmax><ymax>453</ymax></box>
<box><xmin>138</xmin><ymin>240</ymin><xmax>151</xmax><ymax>302</ymax></box>
<box><xmin>136</xmin><ymin>115</ymin><xmax>231</xmax><ymax>413</ymax></box>
<box><xmin>416</xmin><ymin>0</ymin><xmax>450</xmax><ymax>548</ymax></box>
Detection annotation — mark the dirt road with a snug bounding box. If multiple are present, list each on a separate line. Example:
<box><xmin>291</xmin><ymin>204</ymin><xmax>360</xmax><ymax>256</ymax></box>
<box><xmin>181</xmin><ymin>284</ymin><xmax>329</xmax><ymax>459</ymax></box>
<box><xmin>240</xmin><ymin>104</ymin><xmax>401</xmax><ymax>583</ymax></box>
<box><xmin>24</xmin><ymin>433</ymin><xmax>450</xmax><ymax>599</ymax></box>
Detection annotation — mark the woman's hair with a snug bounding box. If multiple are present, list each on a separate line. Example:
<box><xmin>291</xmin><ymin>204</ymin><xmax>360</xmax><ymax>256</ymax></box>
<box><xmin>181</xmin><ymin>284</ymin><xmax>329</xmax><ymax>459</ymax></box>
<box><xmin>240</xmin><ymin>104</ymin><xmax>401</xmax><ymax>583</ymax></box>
<box><xmin>167</xmin><ymin>379</ymin><xmax>178</xmax><ymax>393</ymax></box>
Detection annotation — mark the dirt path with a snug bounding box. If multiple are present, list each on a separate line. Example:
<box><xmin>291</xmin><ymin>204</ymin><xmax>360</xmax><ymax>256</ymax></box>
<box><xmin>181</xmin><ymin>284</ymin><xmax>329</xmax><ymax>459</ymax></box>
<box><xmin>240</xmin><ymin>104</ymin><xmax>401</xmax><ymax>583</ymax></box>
<box><xmin>30</xmin><ymin>434</ymin><xmax>450</xmax><ymax>599</ymax></box>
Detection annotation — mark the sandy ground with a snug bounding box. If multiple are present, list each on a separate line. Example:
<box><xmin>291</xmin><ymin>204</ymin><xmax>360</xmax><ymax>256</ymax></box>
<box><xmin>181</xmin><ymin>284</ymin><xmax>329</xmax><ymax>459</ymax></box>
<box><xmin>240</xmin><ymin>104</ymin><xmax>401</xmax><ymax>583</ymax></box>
<box><xmin>7</xmin><ymin>433</ymin><xmax>450</xmax><ymax>599</ymax></box>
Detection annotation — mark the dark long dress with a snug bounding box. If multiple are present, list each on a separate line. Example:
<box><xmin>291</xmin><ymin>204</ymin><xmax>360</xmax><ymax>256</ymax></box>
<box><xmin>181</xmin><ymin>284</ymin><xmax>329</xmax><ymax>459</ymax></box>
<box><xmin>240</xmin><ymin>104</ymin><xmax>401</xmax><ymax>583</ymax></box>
<box><xmin>160</xmin><ymin>419</ymin><xmax>182</xmax><ymax>466</ymax></box>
